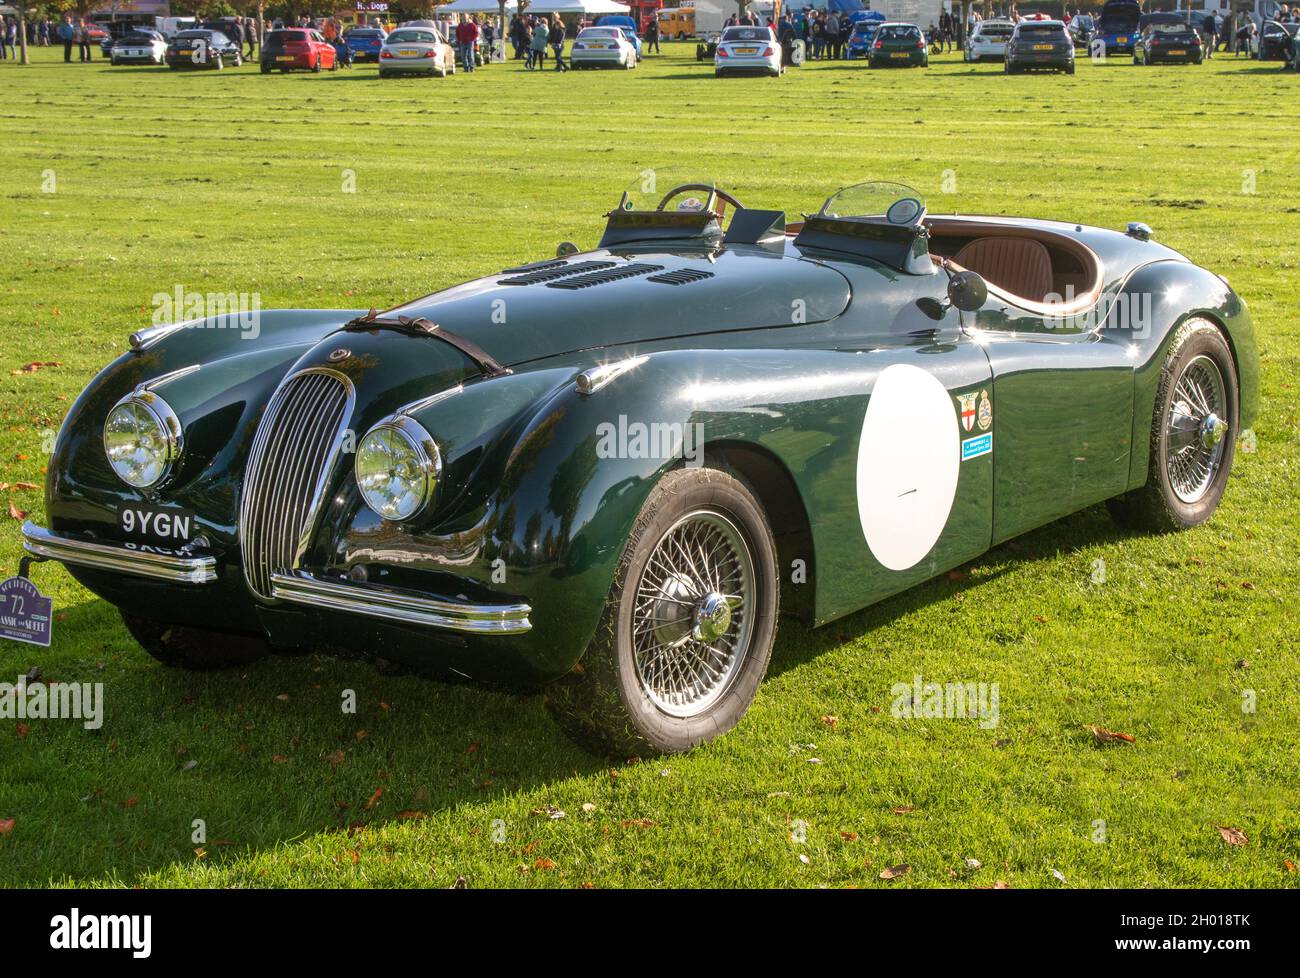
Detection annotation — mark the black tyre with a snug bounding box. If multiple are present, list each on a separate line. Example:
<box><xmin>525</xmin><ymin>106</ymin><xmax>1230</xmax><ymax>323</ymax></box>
<box><xmin>545</xmin><ymin>466</ymin><xmax>779</xmax><ymax>756</ymax></box>
<box><xmin>122</xmin><ymin>613</ymin><xmax>271</xmax><ymax>671</ymax></box>
<box><xmin>1107</xmin><ymin>318</ymin><xmax>1239</xmax><ymax>532</ymax></box>
<box><xmin>261</xmin><ymin>61</ymin><xmax>271</xmax><ymax>73</ymax></box>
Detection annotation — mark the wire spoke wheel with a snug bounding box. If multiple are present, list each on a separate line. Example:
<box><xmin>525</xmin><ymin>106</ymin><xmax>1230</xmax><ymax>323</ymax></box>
<box><xmin>631</xmin><ymin>509</ymin><xmax>756</xmax><ymax>718</ymax></box>
<box><xmin>1165</xmin><ymin>354</ymin><xmax>1229</xmax><ymax>503</ymax></box>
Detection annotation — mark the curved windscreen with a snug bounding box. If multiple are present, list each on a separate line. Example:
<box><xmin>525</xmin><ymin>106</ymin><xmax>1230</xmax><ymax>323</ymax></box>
<box><xmin>817</xmin><ymin>181</ymin><xmax>927</xmax><ymax>226</ymax></box>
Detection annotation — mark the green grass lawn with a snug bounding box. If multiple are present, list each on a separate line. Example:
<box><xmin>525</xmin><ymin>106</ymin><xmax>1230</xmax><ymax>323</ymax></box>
<box><xmin>0</xmin><ymin>41</ymin><xmax>1297</xmax><ymax>888</ymax></box>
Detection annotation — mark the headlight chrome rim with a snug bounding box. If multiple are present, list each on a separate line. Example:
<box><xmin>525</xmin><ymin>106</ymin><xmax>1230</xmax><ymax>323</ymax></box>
<box><xmin>354</xmin><ymin>416</ymin><xmax>441</xmax><ymax>523</ymax></box>
<box><xmin>102</xmin><ymin>390</ymin><xmax>183</xmax><ymax>489</ymax></box>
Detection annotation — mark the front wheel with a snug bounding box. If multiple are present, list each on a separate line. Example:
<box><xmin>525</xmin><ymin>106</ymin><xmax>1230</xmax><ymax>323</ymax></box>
<box><xmin>1107</xmin><ymin>318</ymin><xmax>1239</xmax><ymax>532</ymax></box>
<box><xmin>545</xmin><ymin>466</ymin><xmax>779</xmax><ymax>756</ymax></box>
<box><xmin>122</xmin><ymin>613</ymin><xmax>271</xmax><ymax>671</ymax></box>
<box><xmin>312</xmin><ymin>56</ymin><xmax>321</xmax><ymax>72</ymax></box>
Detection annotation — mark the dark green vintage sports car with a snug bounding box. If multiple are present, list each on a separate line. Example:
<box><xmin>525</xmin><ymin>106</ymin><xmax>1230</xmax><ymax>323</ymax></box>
<box><xmin>24</xmin><ymin>179</ymin><xmax>1258</xmax><ymax>755</ymax></box>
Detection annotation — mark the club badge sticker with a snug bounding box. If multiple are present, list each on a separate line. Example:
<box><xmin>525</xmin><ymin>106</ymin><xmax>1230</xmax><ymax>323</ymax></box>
<box><xmin>0</xmin><ymin>576</ymin><xmax>54</xmax><ymax>648</ymax></box>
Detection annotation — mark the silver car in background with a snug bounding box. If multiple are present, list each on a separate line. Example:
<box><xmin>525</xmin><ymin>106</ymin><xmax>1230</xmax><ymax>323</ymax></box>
<box><xmin>965</xmin><ymin>19</ymin><xmax>1014</xmax><ymax>62</ymax></box>
<box><xmin>570</xmin><ymin>27</ymin><xmax>637</xmax><ymax>69</ymax></box>
<box><xmin>378</xmin><ymin>26</ymin><xmax>456</xmax><ymax>77</ymax></box>
<box><xmin>714</xmin><ymin>25</ymin><xmax>782</xmax><ymax>77</ymax></box>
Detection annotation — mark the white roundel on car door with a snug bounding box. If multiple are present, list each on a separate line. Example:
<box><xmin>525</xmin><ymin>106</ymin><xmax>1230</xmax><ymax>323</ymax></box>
<box><xmin>856</xmin><ymin>363</ymin><xmax>960</xmax><ymax>571</ymax></box>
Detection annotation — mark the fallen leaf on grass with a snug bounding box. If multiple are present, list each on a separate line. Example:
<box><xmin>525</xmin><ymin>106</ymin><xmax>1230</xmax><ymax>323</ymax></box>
<box><xmin>15</xmin><ymin>723</ymin><xmax>29</xmax><ymax>739</ymax></box>
<box><xmin>1050</xmin><ymin>868</ymin><xmax>1067</xmax><ymax>884</ymax></box>
<box><xmin>1217</xmin><ymin>826</ymin><xmax>1248</xmax><ymax>847</ymax></box>
<box><xmin>0</xmin><ymin>818</ymin><xmax>14</xmax><ymax>835</ymax></box>
<box><xmin>1284</xmin><ymin>859</ymin><xmax>1296</xmax><ymax>873</ymax></box>
<box><xmin>7</xmin><ymin>500</ymin><xmax>26</xmax><ymax>521</ymax></box>
<box><xmin>13</xmin><ymin>482</ymin><xmax>37</xmax><ymax>491</ymax></box>
<box><xmin>879</xmin><ymin>864</ymin><xmax>911</xmax><ymax>881</ymax></box>
<box><xmin>581</xmin><ymin>802</ymin><xmax>597</xmax><ymax>814</ymax></box>
<box><xmin>964</xmin><ymin>857</ymin><xmax>982</xmax><ymax>870</ymax></box>
<box><xmin>798</xmin><ymin>853</ymin><xmax>811</xmax><ymax>865</ymax></box>
<box><xmin>621</xmin><ymin>818</ymin><xmax>655</xmax><ymax>829</ymax></box>
<box><xmin>12</xmin><ymin>362</ymin><xmax>62</xmax><ymax>375</ymax></box>
<box><xmin>891</xmin><ymin>805</ymin><xmax>916</xmax><ymax>815</ymax></box>
<box><xmin>326</xmin><ymin>750</ymin><xmax>345</xmax><ymax>769</ymax></box>
<box><xmin>840</xmin><ymin>831</ymin><xmax>859</xmax><ymax>842</ymax></box>
<box><xmin>1087</xmin><ymin>725</ymin><xmax>1135</xmax><ymax>745</ymax></box>
<box><xmin>365</xmin><ymin>786</ymin><xmax>384</xmax><ymax>810</ymax></box>
<box><xmin>820</xmin><ymin>715</ymin><xmax>838</xmax><ymax>730</ymax></box>
<box><xmin>533</xmin><ymin>858</ymin><xmax>556</xmax><ymax>871</ymax></box>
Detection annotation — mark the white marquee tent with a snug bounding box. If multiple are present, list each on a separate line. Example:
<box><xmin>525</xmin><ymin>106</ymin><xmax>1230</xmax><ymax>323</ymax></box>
<box><xmin>437</xmin><ymin>0</ymin><xmax>519</xmax><ymax>13</ymax></box>
<box><xmin>526</xmin><ymin>0</ymin><xmax>631</xmax><ymax>14</ymax></box>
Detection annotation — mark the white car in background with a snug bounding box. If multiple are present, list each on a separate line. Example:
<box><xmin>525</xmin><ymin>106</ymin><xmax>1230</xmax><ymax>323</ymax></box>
<box><xmin>570</xmin><ymin>26</ymin><xmax>637</xmax><ymax>68</ymax></box>
<box><xmin>965</xmin><ymin>18</ymin><xmax>1015</xmax><ymax>62</ymax></box>
<box><xmin>378</xmin><ymin>25</ymin><xmax>456</xmax><ymax>77</ymax></box>
<box><xmin>714</xmin><ymin>25</ymin><xmax>782</xmax><ymax>77</ymax></box>
<box><xmin>110</xmin><ymin>29</ymin><xmax>169</xmax><ymax>65</ymax></box>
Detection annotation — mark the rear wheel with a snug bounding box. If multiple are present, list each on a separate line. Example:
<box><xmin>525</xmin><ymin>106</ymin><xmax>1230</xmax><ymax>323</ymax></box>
<box><xmin>545</xmin><ymin>466</ymin><xmax>779</xmax><ymax>756</ymax></box>
<box><xmin>122</xmin><ymin>613</ymin><xmax>271</xmax><ymax>671</ymax></box>
<box><xmin>1107</xmin><ymin>318</ymin><xmax>1239</xmax><ymax>532</ymax></box>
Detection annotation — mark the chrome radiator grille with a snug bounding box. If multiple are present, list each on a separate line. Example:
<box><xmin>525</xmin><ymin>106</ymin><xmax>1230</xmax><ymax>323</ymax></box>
<box><xmin>240</xmin><ymin>368</ymin><xmax>353</xmax><ymax>600</ymax></box>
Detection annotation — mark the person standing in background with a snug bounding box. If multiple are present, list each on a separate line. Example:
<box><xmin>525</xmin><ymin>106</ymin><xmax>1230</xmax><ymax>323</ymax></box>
<box><xmin>229</xmin><ymin>15</ymin><xmax>246</xmax><ymax>59</ymax></box>
<box><xmin>58</xmin><ymin>14</ymin><xmax>73</xmax><ymax>61</ymax></box>
<box><xmin>529</xmin><ymin>15</ymin><xmax>548</xmax><ymax>69</ymax></box>
<box><xmin>549</xmin><ymin>14</ymin><xmax>566</xmax><ymax>70</ymax></box>
<box><xmin>77</xmin><ymin>18</ymin><xmax>92</xmax><ymax>62</ymax></box>
<box><xmin>456</xmin><ymin>15</ymin><xmax>479</xmax><ymax>72</ymax></box>
<box><xmin>645</xmin><ymin>16</ymin><xmax>660</xmax><ymax>54</ymax></box>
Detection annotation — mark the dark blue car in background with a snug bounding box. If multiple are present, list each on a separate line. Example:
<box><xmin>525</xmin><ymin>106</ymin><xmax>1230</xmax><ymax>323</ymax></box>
<box><xmin>597</xmin><ymin>15</ymin><xmax>642</xmax><ymax>59</ymax></box>
<box><xmin>345</xmin><ymin>27</ymin><xmax>387</xmax><ymax>62</ymax></box>
<box><xmin>1095</xmin><ymin>0</ymin><xmax>1141</xmax><ymax>55</ymax></box>
<box><xmin>846</xmin><ymin>16</ymin><xmax>884</xmax><ymax>58</ymax></box>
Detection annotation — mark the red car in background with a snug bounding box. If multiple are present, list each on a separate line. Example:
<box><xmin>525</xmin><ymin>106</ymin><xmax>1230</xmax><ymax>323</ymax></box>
<box><xmin>260</xmin><ymin>28</ymin><xmax>337</xmax><ymax>72</ymax></box>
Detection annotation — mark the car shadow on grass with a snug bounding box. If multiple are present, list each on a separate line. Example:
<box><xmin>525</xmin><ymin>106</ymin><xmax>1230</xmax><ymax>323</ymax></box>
<box><xmin>0</xmin><ymin>595</ymin><xmax>604</xmax><ymax>886</ymax></box>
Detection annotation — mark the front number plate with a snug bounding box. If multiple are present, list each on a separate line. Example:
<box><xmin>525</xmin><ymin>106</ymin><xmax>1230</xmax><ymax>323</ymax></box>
<box><xmin>118</xmin><ymin>503</ymin><xmax>197</xmax><ymax>545</ymax></box>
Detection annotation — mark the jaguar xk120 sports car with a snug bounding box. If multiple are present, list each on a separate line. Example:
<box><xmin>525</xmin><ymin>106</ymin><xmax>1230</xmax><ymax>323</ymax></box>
<box><xmin>24</xmin><ymin>179</ymin><xmax>1258</xmax><ymax>756</ymax></box>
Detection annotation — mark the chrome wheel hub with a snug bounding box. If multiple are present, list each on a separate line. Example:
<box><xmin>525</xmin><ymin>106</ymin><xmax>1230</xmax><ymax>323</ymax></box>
<box><xmin>1165</xmin><ymin>355</ymin><xmax>1229</xmax><ymax>504</ymax></box>
<box><xmin>632</xmin><ymin>510</ymin><xmax>755</xmax><ymax>718</ymax></box>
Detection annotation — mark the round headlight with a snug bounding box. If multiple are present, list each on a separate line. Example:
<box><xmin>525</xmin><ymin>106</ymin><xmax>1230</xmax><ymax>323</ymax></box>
<box><xmin>355</xmin><ymin>418</ymin><xmax>440</xmax><ymax>522</ymax></box>
<box><xmin>103</xmin><ymin>392</ymin><xmax>182</xmax><ymax>489</ymax></box>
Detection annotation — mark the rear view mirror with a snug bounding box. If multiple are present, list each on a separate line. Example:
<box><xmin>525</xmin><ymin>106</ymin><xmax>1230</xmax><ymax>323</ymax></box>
<box><xmin>947</xmin><ymin>270</ymin><xmax>988</xmax><ymax>312</ymax></box>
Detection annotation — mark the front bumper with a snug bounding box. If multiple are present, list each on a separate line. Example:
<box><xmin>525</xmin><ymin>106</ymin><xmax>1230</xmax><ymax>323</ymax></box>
<box><xmin>22</xmin><ymin>521</ymin><xmax>216</xmax><ymax>584</ymax></box>
<box><xmin>21</xmin><ymin>521</ymin><xmax>531</xmax><ymax>636</ymax></box>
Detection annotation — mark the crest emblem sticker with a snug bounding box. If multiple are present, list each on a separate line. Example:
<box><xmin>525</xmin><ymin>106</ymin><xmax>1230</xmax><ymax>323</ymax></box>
<box><xmin>978</xmin><ymin>390</ymin><xmax>992</xmax><ymax>431</ymax></box>
<box><xmin>957</xmin><ymin>392</ymin><xmax>977</xmax><ymax>432</ymax></box>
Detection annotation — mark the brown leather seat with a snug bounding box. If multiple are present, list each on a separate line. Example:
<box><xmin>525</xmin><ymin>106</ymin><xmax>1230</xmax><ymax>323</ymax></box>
<box><xmin>953</xmin><ymin>236</ymin><xmax>1054</xmax><ymax>302</ymax></box>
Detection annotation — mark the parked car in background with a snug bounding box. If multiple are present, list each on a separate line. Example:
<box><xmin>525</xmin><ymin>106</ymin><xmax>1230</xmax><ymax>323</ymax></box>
<box><xmin>1095</xmin><ymin>0</ymin><xmax>1141</xmax><ymax>55</ymax></box>
<box><xmin>260</xmin><ymin>28</ymin><xmax>337</xmax><ymax>73</ymax></box>
<box><xmin>1255</xmin><ymin>19</ymin><xmax>1298</xmax><ymax>61</ymax></box>
<box><xmin>1067</xmin><ymin>13</ymin><xmax>1095</xmax><ymax>48</ymax></box>
<box><xmin>377</xmin><ymin>26</ymin><xmax>455</xmax><ymax>77</ymax></box>
<box><xmin>345</xmin><ymin>27</ymin><xmax>388</xmax><ymax>62</ymax></box>
<box><xmin>1134</xmin><ymin>19</ymin><xmax>1203</xmax><ymax>65</ymax></box>
<box><xmin>110</xmin><ymin>29</ymin><xmax>169</xmax><ymax>66</ymax></box>
<box><xmin>714</xmin><ymin>25</ymin><xmax>782</xmax><ymax>76</ymax></box>
<box><xmin>868</xmin><ymin>22</ymin><xmax>928</xmax><ymax>68</ymax></box>
<box><xmin>165</xmin><ymin>29</ymin><xmax>244</xmax><ymax>69</ymax></box>
<box><xmin>965</xmin><ymin>18</ymin><xmax>1014</xmax><ymax>62</ymax></box>
<box><xmin>846</xmin><ymin>20</ymin><xmax>880</xmax><ymax>59</ymax></box>
<box><xmin>1005</xmin><ymin>19</ymin><xmax>1075</xmax><ymax>73</ymax></box>
<box><xmin>571</xmin><ymin>26</ymin><xmax>638</xmax><ymax>69</ymax></box>
<box><xmin>1283</xmin><ymin>26</ymin><xmax>1300</xmax><ymax>70</ymax></box>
